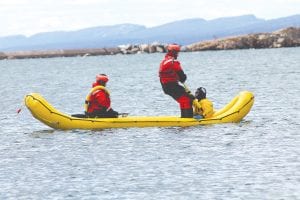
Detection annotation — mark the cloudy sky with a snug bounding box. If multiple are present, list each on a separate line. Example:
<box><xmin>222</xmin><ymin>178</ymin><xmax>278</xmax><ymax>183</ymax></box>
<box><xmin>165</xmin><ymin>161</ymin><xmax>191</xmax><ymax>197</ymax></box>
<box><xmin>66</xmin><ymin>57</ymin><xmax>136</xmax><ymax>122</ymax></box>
<box><xmin>0</xmin><ymin>0</ymin><xmax>300</xmax><ymax>37</ymax></box>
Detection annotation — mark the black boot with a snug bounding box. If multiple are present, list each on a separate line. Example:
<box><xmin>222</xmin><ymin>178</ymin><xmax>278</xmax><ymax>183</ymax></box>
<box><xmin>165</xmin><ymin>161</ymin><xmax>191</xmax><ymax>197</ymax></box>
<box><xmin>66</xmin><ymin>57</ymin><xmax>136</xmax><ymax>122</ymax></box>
<box><xmin>181</xmin><ymin>108</ymin><xmax>193</xmax><ymax>118</ymax></box>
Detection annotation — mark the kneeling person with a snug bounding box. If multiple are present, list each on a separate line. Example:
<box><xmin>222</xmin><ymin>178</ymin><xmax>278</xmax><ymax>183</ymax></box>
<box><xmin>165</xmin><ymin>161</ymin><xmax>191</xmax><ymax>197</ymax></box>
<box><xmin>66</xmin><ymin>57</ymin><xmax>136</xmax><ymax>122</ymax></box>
<box><xmin>193</xmin><ymin>87</ymin><xmax>214</xmax><ymax>119</ymax></box>
<box><xmin>85</xmin><ymin>74</ymin><xmax>119</xmax><ymax>118</ymax></box>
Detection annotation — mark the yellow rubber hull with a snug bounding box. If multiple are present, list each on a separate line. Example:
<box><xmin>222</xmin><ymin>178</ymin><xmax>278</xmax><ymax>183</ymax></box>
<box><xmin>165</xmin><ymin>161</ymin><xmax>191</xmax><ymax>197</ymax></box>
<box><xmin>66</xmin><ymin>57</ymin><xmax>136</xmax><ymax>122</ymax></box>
<box><xmin>24</xmin><ymin>91</ymin><xmax>254</xmax><ymax>130</ymax></box>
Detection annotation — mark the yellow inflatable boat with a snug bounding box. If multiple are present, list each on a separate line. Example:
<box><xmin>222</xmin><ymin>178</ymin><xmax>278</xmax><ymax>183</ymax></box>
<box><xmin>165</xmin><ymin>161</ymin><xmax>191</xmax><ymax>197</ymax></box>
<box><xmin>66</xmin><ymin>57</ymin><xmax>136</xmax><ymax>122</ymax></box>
<box><xmin>24</xmin><ymin>91</ymin><xmax>254</xmax><ymax>130</ymax></box>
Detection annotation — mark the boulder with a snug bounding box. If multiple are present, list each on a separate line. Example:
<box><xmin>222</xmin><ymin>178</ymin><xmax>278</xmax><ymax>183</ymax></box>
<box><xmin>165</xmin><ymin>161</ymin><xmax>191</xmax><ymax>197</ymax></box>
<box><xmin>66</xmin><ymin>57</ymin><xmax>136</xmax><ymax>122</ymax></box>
<box><xmin>139</xmin><ymin>44</ymin><xmax>150</xmax><ymax>53</ymax></box>
<box><xmin>156</xmin><ymin>45</ymin><xmax>166</xmax><ymax>53</ymax></box>
<box><xmin>148</xmin><ymin>45</ymin><xmax>157</xmax><ymax>53</ymax></box>
<box><xmin>0</xmin><ymin>52</ymin><xmax>7</xmax><ymax>59</ymax></box>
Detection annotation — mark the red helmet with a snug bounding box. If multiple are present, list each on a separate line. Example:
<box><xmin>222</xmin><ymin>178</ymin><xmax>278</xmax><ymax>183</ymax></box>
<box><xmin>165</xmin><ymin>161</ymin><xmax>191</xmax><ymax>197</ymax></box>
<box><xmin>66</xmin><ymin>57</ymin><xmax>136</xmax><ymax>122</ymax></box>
<box><xmin>96</xmin><ymin>74</ymin><xmax>109</xmax><ymax>83</ymax></box>
<box><xmin>167</xmin><ymin>44</ymin><xmax>180</xmax><ymax>52</ymax></box>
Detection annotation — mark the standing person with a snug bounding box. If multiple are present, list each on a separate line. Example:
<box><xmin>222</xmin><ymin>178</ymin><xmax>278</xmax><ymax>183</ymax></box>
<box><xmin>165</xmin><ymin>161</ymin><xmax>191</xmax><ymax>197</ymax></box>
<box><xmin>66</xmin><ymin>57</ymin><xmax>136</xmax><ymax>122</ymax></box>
<box><xmin>159</xmin><ymin>44</ymin><xmax>193</xmax><ymax>118</ymax></box>
<box><xmin>85</xmin><ymin>74</ymin><xmax>119</xmax><ymax>118</ymax></box>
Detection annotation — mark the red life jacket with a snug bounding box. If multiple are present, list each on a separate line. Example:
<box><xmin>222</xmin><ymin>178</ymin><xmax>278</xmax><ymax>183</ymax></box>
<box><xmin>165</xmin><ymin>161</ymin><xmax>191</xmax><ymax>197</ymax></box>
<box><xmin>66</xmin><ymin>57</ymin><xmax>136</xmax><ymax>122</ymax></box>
<box><xmin>86</xmin><ymin>83</ymin><xmax>111</xmax><ymax>113</ymax></box>
<box><xmin>159</xmin><ymin>55</ymin><xmax>183</xmax><ymax>84</ymax></box>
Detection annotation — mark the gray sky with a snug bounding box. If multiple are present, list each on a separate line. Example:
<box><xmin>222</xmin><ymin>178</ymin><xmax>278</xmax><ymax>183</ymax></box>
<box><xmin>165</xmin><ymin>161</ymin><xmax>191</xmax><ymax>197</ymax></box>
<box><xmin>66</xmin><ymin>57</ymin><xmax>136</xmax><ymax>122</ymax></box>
<box><xmin>0</xmin><ymin>0</ymin><xmax>300</xmax><ymax>37</ymax></box>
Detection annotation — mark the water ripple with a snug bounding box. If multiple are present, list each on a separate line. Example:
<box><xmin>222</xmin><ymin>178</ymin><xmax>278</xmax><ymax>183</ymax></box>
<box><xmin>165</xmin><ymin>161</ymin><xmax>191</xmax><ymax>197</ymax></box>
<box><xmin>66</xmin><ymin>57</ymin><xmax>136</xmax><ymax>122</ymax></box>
<box><xmin>0</xmin><ymin>48</ymin><xmax>300</xmax><ymax>199</ymax></box>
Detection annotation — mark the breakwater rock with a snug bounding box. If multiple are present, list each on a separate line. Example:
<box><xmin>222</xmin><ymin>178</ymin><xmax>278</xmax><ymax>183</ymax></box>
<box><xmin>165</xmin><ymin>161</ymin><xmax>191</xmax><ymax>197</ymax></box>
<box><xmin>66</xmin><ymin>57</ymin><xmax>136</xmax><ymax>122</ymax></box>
<box><xmin>186</xmin><ymin>27</ymin><xmax>300</xmax><ymax>51</ymax></box>
<box><xmin>1</xmin><ymin>27</ymin><xmax>299</xmax><ymax>60</ymax></box>
<box><xmin>0</xmin><ymin>43</ymin><xmax>168</xmax><ymax>60</ymax></box>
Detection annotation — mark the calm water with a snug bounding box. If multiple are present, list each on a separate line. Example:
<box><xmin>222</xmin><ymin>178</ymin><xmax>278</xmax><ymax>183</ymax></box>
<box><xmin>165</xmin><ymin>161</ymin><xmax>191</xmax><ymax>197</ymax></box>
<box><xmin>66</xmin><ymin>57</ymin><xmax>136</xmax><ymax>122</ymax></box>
<box><xmin>0</xmin><ymin>48</ymin><xmax>299</xmax><ymax>199</ymax></box>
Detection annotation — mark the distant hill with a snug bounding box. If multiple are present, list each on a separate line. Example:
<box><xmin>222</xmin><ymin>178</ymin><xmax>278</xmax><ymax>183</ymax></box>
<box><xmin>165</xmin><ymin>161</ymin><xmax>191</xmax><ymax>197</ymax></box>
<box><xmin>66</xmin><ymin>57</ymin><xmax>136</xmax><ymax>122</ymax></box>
<box><xmin>0</xmin><ymin>14</ymin><xmax>300</xmax><ymax>51</ymax></box>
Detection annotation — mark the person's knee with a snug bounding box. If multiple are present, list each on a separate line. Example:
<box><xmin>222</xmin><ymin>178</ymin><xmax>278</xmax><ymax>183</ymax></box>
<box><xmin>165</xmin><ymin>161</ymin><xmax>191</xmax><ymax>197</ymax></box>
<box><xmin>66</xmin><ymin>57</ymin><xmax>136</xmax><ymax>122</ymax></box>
<box><xmin>176</xmin><ymin>95</ymin><xmax>192</xmax><ymax>109</ymax></box>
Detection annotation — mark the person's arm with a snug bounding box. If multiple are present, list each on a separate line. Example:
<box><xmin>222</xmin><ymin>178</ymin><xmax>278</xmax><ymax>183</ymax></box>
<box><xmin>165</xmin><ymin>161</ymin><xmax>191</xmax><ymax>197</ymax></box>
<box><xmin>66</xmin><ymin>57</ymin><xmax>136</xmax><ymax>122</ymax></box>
<box><xmin>173</xmin><ymin>61</ymin><xmax>187</xmax><ymax>83</ymax></box>
<box><xmin>96</xmin><ymin>91</ymin><xmax>119</xmax><ymax>117</ymax></box>
<box><xmin>177</xmin><ymin>70</ymin><xmax>187</xmax><ymax>83</ymax></box>
<box><xmin>95</xmin><ymin>91</ymin><xmax>110</xmax><ymax>110</ymax></box>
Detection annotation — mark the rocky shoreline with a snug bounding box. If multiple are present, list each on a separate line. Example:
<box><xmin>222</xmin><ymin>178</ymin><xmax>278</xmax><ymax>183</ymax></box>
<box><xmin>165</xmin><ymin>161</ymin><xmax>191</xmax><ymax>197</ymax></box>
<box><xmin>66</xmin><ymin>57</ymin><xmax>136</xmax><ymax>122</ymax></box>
<box><xmin>186</xmin><ymin>27</ymin><xmax>300</xmax><ymax>51</ymax></box>
<box><xmin>1</xmin><ymin>27</ymin><xmax>299</xmax><ymax>60</ymax></box>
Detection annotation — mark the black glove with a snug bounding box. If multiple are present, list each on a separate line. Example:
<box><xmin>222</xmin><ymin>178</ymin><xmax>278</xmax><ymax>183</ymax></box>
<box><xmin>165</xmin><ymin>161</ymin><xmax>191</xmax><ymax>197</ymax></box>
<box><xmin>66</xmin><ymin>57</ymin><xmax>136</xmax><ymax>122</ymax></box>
<box><xmin>187</xmin><ymin>91</ymin><xmax>195</xmax><ymax>100</ymax></box>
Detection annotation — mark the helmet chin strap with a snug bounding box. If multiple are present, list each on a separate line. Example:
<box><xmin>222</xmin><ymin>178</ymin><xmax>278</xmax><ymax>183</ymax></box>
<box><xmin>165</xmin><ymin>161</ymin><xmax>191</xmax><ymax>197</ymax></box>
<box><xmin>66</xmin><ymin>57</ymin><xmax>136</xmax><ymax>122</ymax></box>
<box><xmin>98</xmin><ymin>81</ymin><xmax>106</xmax><ymax>86</ymax></box>
<box><xmin>172</xmin><ymin>51</ymin><xmax>178</xmax><ymax>58</ymax></box>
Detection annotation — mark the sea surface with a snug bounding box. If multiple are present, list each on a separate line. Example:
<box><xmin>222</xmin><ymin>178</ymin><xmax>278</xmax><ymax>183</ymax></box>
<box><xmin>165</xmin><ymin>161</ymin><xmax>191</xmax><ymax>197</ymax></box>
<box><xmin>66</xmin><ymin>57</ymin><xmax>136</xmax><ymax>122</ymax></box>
<box><xmin>0</xmin><ymin>47</ymin><xmax>299</xmax><ymax>199</ymax></box>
